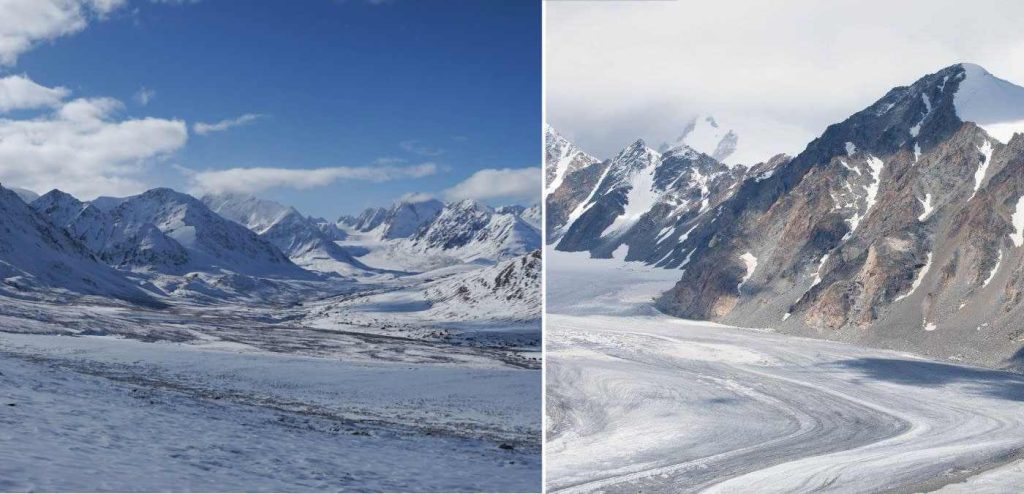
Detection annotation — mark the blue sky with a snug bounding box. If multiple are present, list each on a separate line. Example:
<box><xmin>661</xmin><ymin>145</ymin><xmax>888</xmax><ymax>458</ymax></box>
<box><xmin>0</xmin><ymin>0</ymin><xmax>540</xmax><ymax>218</ymax></box>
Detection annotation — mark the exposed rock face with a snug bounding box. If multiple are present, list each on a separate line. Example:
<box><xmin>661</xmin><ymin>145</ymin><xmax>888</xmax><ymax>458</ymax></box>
<box><xmin>545</xmin><ymin>124</ymin><xmax>599</xmax><ymax>195</ymax></box>
<box><xmin>552</xmin><ymin>63</ymin><xmax>1024</xmax><ymax>368</ymax></box>
<box><xmin>544</xmin><ymin>125</ymin><xmax>604</xmax><ymax>242</ymax></box>
<box><xmin>549</xmin><ymin>136</ymin><xmax>749</xmax><ymax>263</ymax></box>
<box><xmin>423</xmin><ymin>249</ymin><xmax>541</xmax><ymax>322</ymax></box>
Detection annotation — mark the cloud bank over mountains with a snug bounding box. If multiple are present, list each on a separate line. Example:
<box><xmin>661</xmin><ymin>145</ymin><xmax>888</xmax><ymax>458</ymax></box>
<box><xmin>0</xmin><ymin>74</ymin><xmax>187</xmax><ymax>198</ymax></box>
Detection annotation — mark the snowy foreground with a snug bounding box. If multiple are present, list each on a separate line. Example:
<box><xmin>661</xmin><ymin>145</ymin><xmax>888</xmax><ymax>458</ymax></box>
<box><xmin>0</xmin><ymin>283</ymin><xmax>540</xmax><ymax>492</ymax></box>
<box><xmin>546</xmin><ymin>249</ymin><xmax>1024</xmax><ymax>493</ymax></box>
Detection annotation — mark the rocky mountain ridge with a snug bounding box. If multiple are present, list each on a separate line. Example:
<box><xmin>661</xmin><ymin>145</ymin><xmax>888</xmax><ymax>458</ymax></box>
<box><xmin>548</xmin><ymin>63</ymin><xmax>1024</xmax><ymax>369</ymax></box>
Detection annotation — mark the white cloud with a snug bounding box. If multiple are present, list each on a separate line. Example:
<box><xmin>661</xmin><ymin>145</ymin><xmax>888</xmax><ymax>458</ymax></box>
<box><xmin>186</xmin><ymin>163</ymin><xmax>439</xmax><ymax>195</ymax></box>
<box><xmin>0</xmin><ymin>92</ymin><xmax>187</xmax><ymax>199</ymax></box>
<box><xmin>400</xmin><ymin>139</ymin><xmax>444</xmax><ymax>156</ymax></box>
<box><xmin>0</xmin><ymin>0</ymin><xmax>126</xmax><ymax>66</ymax></box>
<box><xmin>0</xmin><ymin>74</ymin><xmax>69</xmax><ymax>112</ymax></box>
<box><xmin>192</xmin><ymin>113</ymin><xmax>263</xmax><ymax>135</ymax></box>
<box><xmin>397</xmin><ymin>192</ymin><xmax>435</xmax><ymax>203</ymax></box>
<box><xmin>548</xmin><ymin>0</ymin><xmax>1024</xmax><ymax>160</ymax></box>
<box><xmin>444</xmin><ymin>167</ymin><xmax>540</xmax><ymax>203</ymax></box>
<box><xmin>133</xmin><ymin>87</ymin><xmax>155</xmax><ymax>106</ymax></box>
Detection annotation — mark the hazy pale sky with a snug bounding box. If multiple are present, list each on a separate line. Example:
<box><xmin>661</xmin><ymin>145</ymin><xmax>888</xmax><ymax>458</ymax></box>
<box><xmin>546</xmin><ymin>0</ymin><xmax>1024</xmax><ymax>162</ymax></box>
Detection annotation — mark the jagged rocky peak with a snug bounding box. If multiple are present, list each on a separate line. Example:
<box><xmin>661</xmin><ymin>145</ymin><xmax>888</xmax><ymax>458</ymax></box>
<box><xmin>551</xmin><ymin>128</ymin><xmax>741</xmax><ymax>260</ymax></box>
<box><xmin>646</xmin><ymin>62</ymin><xmax>1024</xmax><ymax>369</ymax></box>
<box><xmin>341</xmin><ymin>196</ymin><xmax>444</xmax><ymax>240</ymax></box>
<box><xmin>614</xmin><ymin>138</ymin><xmax>660</xmax><ymax>168</ymax></box>
<box><xmin>545</xmin><ymin>124</ymin><xmax>599</xmax><ymax>194</ymax></box>
<box><xmin>32</xmin><ymin>189</ymin><xmax>89</xmax><ymax>225</ymax></box>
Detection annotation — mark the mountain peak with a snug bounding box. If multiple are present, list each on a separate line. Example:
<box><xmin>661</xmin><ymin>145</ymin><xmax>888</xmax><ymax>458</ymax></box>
<box><xmin>545</xmin><ymin>125</ymin><xmax>599</xmax><ymax>195</ymax></box>
<box><xmin>957</xmin><ymin>62</ymin><xmax>990</xmax><ymax>75</ymax></box>
<box><xmin>951</xmin><ymin>62</ymin><xmax>1024</xmax><ymax>142</ymax></box>
<box><xmin>37</xmin><ymin>188</ymin><xmax>82</xmax><ymax>205</ymax></box>
<box><xmin>660</xmin><ymin>113</ymin><xmax>740</xmax><ymax>165</ymax></box>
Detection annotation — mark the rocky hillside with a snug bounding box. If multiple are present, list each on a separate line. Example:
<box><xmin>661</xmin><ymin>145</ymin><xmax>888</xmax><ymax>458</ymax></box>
<box><xmin>552</xmin><ymin>63</ymin><xmax>1024</xmax><ymax>369</ymax></box>
<box><xmin>423</xmin><ymin>250</ymin><xmax>541</xmax><ymax>322</ymax></box>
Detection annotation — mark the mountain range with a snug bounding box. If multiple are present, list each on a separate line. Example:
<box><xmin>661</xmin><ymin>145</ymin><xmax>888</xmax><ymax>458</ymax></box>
<box><xmin>548</xmin><ymin>63</ymin><xmax>1024</xmax><ymax>369</ymax></box>
<box><xmin>0</xmin><ymin>181</ymin><xmax>540</xmax><ymax>306</ymax></box>
<box><xmin>342</xmin><ymin>197</ymin><xmax>541</xmax><ymax>265</ymax></box>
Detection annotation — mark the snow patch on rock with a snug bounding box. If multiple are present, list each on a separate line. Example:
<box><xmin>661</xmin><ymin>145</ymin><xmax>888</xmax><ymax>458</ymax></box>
<box><xmin>738</xmin><ymin>252</ymin><xmax>757</xmax><ymax>291</ymax></box>
<box><xmin>982</xmin><ymin>249</ymin><xmax>1002</xmax><ymax>288</ymax></box>
<box><xmin>895</xmin><ymin>252</ymin><xmax>933</xmax><ymax>302</ymax></box>
<box><xmin>918</xmin><ymin>193</ymin><xmax>934</xmax><ymax>221</ymax></box>
<box><xmin>1013</xmin><ymin>196</ymin><xmax>1024</xmax><ymax>247</ymax></box>
<box><xmin>971</xmin><ymin>140</ymin><xmax>994</xmax><ymax>198</ymax></box>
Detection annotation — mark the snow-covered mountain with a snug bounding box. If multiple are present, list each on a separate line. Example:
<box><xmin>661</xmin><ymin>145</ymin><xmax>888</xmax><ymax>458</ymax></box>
<box><xmin>496</xmin><ymin>204</ymin><xmax>541</xmax><ymax>230</ymax></box>
<box><xmin>553</xmin><ymin>63</ymin><xmax>1024</xmax><ymax>368</ymax></box>
<box><xmin>32</xmin><ymin>190</ymin><xmax>190</xmax><ymax>272</ymax></box>
<box><xmin>549</xmin><ymin>135</ymin><xmax>751</xmax><ymax>261</ymax></box>
<box><xmin>203</xmin><ymin>193</ymin><xmax>367</xmax><ymax>275</ymax></box>
<box><xmin>521</xmin><ymin>204</ymin><xmax>541</xmax><ymax>229</ymax></box>
<box><xmin>34</xmin><ymin>188</ymin><xmax>309</xmax><ymax>280</ymax></box>
<box><xmin>423</xmin><ymin>250</ymin><xmax>540</xmax><ymax>322</ymax></box>
<box><xmin>953</xmin><ymin>63</ymin><xmax>1024</xmax><ymax>142</ymax></box>
<box><xmin>337</xmin><ymin>197</ymin><xmax>540</xmax><ymax>271</ymax></box>
<box><xmin>310</xmin><ymin>218</ymin><xmax>347</xmax><ymax>241</ymax></box>
<box><xmin>408</xmin><ymin>199</ymin><xmax>541</xmax><ymax>263</ymax></box>
<box><xmin>341</xmin><ymin>207</ymin><xmax>388</xmax><ymax>232</ymax></box>
<box><xmin>341</xmin><ymin>198</ymin><xmax>444</xmax><ymax>240</ymax></box>
<box><xmin>0</xmin><ymin>185</ymin><xmax>159</xmax><ymax>305</ymax></box>
<box><xmin>545</xmin><ymin>124</ymin><xmax>599</xmax><ymax>195</ymax></box>
<box><xmin>660</xmin><ymin>114</ymin><xmax>740</xmax><ymax>164</ymax></box>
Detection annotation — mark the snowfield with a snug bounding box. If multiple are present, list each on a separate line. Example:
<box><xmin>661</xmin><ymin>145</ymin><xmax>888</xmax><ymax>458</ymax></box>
<box><xmin>0</xmin><ymin>246</ymin><xmax>541</xmax><ymax>491</ymax></box>
<box><xmin>0</xmin><ymin>294</ymin><xmax>540</xmax><ymax>492</ymax></box>
<box><xmin>545</xmin><ymin>249</ymin><xmax>1024</xmax><ymax>493</ymax></box>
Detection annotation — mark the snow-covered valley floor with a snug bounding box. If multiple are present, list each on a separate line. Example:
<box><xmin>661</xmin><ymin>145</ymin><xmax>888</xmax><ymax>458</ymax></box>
<box><xmin>545</xmin><ymin>249</ymin><xmax>1024</xmax><ymax>493</ymax></box>
<box><xmin>0</xmin><ymin>263</ymin><xmax>540</xmax><ymax>491</ymax></box>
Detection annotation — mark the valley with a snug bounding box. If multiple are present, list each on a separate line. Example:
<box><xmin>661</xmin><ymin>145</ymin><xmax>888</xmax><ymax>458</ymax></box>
<box><xmin>0</xmin><ymin>185</ymin><xmax>541</xmax><ymax>491</ymax></box>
